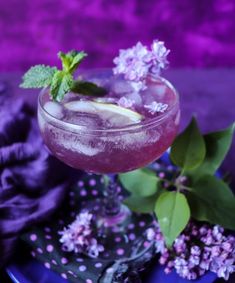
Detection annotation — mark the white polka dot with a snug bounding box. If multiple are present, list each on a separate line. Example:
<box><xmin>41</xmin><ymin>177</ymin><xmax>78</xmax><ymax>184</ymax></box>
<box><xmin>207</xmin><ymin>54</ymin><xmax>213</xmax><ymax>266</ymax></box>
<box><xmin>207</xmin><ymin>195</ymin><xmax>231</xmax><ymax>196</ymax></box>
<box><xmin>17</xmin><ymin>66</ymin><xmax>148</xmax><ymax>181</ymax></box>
<box><xmin>92</xmin><ymin>189</ymin><xmax>98</xmax><ymax>196</ymax></box>
<box><xmin>129</xmin><ymin>233</ymin><xmax>136</xmax><ymax>240</ymax></box>
<box><xmin>76</xmin><ymin>258</ymin><xmax>84</xmax><ymax>262</ymax></box>
<box><xmin>61</xmin><ymin>273</ymin><xmax>67</xmax><ymax>279</ymax></box>
<box><xmin>52</xmin><ymin>259</ymin><xmax>58</xmax><ymax>265</ymax></box>
<box><xmin>95</xmin><ymin>262</ymin><xmax>102</xmax><ymax>268</ymax></box>
<box><xmin>44</xmin><ymin>262</ymin><xmax>51</xmax><ymax>269</ymax></box>
<box><xmin>46</xmin><ymin>245</ymin><xmax>54</xmax><ymax>252</ymax></box>
<box><xmin>86</xmin><ymin>279</ymin><xmax>93</xmax><ymax>283</ymax></box>
<box><xmin>128</xmin><ymin>223</ymin><xmax>135</xmax><ymax>230</ymax></box>
<box><xmin>116</xmin><ymin>248</ymin><xmax>124</xmax><ymax>255</ymax></box>
<box><xmin>80</xmin><ymin>189</ymin><xmax>87</xmax><ymax>196</ymax></box>
<box><xmin>89</xmin><ymin>179</ymin><xmax>96</xmax><ymax>186</ymax></box>
<box><xmin>115</xmin><ymin>236</ymin><xmax>121</xmax><ymax>242</ymax></box>
<box><xmin>30</xmin><ymin>234</ymin><xmax>37</xmax><ymax>241</ymax></box>
<box><xmin>139</xmin><ymin>221</ymin><xmax>146</xmax><ymax>227</ymax></box>
<box><xmin>45</xmin><ymin>235</ymin><xmax>52</xmax><ymax>240</ymax></box>
<box><xmin>79</xmin><ymin>265</ymin><xmax>87</xmax><ymax>272</ymax></box>
<box><xmin>37</xmin><ymin>248</ymin><xmax>43</xmax><ymax>254</ymax></box>
<box><xmin>61</xmin><ymin>257</ymin><xmax>68</xmax><ymax>264</ymax></box>
<box><xmin>78</xmin><ymin>181</ymin><xmax>84</xmax><ymax>187</ymax></box>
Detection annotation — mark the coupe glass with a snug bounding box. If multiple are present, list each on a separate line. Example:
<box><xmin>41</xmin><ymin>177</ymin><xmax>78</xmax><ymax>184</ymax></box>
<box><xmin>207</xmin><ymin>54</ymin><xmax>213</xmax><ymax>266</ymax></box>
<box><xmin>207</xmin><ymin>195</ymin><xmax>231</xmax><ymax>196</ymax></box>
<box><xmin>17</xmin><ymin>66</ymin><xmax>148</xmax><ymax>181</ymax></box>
<box><xmin>38</xmin><ymin>69</ymin><xmax>180</xmax><ymax>259</ymax></box>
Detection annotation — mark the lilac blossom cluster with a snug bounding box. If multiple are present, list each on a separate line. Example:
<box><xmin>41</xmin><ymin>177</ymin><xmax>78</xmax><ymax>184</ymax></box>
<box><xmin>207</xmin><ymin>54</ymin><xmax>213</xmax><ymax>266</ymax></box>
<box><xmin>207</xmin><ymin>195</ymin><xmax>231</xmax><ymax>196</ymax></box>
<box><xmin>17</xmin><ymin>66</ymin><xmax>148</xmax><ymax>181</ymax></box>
<box><xmin>113</xmin><ymin>40</ymin><xmax>170</xmax><ymax>92</ymax></box>
<box><xmin>147</xmin><ymin>221</ymin><xmax>235</xmax><ymax>280</ymax></box>
<box><xmin>59</xmin><ymin>211</ymin><xmax>104</xmax><ymax>258</ymax></box>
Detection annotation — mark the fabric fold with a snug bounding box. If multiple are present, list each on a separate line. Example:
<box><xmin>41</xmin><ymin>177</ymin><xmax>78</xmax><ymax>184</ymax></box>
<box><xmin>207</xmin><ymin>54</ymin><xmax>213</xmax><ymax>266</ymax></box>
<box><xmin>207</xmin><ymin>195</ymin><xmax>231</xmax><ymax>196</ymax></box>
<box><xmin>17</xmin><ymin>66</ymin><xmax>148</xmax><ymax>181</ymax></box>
<box><xmin>0</xmin><ymin>97</ymin><xmax>72</xmax><ymax>266</ymax></box>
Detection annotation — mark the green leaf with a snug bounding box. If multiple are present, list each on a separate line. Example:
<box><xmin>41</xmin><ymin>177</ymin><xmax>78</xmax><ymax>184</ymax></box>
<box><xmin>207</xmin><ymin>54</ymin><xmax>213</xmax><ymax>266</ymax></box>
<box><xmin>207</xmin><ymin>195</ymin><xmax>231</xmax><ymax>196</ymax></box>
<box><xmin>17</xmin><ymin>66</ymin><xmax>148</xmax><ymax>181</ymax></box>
<box><xmin>20</xmin><ymin>65</ymin><xmax>57</xmax><ymax>88</ymax></box>
<box><xmin>170</xmin><ymin>117</ymin><xmax>206</xmax><ymax>170</ymax></box>
<box><xmin>155</xmin><ymin>191</ymin><xmax>190</xmax><ymax>247</ymax></box>
<box><xmin>186</xmin><ymin>175</ymin><xmax>235</xmax><ymax>230</ymax></box>
<box><xmin>187</xmin><ymin>124</ymin><xmax>235</xmax><ymax>180</ymax></box>
<box><xmin>119</xmin><ymin>168</ymin><xmax>159</xmax><ymax>197</ymax></box>
<box><xmin>124</xmin><ymin>193</ymin><xmax>158</xmax><ymax>213</ymax></box>
<box><xmin>71</xmin><ymin>81</ymin><xmax>107</xmax><ymax>97</ymax></box>
<box><xmin>50</xmin><ymin>71</ymin><xmax>73</xmax><ymax>101</ymax></box>
<box><xmin>58</xmin><ymin>50</ymin><xmax>87</xmax><ymax>73</ymax></box>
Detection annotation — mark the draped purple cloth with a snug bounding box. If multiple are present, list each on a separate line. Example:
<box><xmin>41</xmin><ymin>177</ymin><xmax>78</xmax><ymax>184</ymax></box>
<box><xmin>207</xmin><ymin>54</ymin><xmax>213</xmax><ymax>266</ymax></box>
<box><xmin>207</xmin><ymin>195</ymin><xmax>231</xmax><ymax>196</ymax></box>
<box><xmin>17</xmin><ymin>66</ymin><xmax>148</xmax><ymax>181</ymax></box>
<box><xmin>0</xmin><ymin>97</ymin><xmax>72</xmax><ymax>266</ymax></box>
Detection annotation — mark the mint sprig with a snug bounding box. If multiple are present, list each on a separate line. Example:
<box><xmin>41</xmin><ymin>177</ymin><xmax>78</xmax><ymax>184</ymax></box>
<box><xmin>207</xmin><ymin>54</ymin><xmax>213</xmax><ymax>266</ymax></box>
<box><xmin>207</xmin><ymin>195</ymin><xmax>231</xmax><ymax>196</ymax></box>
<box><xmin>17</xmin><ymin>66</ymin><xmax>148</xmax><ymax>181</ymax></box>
<box><xmin>20</xmin><ymin>50</ymin><xmax>107</xmax><ymax>101</ymax></box>
<box><xmin>119</xmin><ymin>118</ymin><xmax>235</xmax><ymax>247</ymax></box>
<box><xmin>20</xmin><ymin>65</ymin><xmax>57</xmax><ymax>88</ymax></box>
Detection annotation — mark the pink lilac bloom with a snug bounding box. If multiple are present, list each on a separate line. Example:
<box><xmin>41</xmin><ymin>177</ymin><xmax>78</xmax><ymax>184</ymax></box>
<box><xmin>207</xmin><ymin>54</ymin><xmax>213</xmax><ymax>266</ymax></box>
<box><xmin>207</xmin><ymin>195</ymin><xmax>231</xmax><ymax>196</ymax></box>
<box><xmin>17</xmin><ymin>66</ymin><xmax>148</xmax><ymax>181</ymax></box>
<box><xmin>113</xmin><ymin>40</ymin><xmax>170</xmax><ymax>91</ymax></box>
<box><xmin>59</xmin><ymin>211</ymin><xmax>104</xmax><ymax>258</ymax></box>
<box><xmin>117</xmin><ymin>97</ymin><xmax>135</xmax><ymax>108</ymax></box>
<box><xmin>147</xmin><ymin>221</ymin><xmax>235</xmax><ymax>281</ymax></box>
<box><xmin>144</xmin><ymin>101</ymin><xmax>168</xmax><ymax>114</ymax></box>
<box><xmin>150</xmin><ymin>40</ymin><xmax>170</xmax><ymax>75</ymax></box>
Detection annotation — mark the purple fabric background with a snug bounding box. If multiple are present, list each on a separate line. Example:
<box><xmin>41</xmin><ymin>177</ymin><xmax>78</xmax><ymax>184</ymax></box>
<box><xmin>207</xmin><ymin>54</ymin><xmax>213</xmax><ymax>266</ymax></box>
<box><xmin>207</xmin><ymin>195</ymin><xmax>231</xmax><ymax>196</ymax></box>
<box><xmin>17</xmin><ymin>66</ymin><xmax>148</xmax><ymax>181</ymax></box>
<box><xmin>0</xmin><ymin>0</ymin><xmax>235</xmax><ymax>71</ymax></box>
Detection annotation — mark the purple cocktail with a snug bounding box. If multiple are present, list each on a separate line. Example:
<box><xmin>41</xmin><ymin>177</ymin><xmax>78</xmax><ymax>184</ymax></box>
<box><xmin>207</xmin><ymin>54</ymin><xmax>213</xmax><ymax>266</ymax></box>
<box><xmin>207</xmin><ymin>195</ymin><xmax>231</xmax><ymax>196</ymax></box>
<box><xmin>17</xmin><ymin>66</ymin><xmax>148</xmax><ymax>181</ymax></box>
<box><xmin>38</xmin><ymin>68</ymin><xmax>179</xmax><ymax>259</ymax></box>
<box><xmin>38</xmin><ymin>70</ymin><xmax>179</xmax><ymax>174</ymax></box>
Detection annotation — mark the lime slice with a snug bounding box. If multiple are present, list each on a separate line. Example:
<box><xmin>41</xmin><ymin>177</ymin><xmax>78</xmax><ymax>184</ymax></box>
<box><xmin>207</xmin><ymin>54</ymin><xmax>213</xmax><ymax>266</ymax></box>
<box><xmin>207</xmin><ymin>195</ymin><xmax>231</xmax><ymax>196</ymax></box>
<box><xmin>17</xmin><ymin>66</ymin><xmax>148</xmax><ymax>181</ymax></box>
<box><xmin>64</xmin><ymin>100</ymin><xmax>142</xmax><ymax>126</ymax></box>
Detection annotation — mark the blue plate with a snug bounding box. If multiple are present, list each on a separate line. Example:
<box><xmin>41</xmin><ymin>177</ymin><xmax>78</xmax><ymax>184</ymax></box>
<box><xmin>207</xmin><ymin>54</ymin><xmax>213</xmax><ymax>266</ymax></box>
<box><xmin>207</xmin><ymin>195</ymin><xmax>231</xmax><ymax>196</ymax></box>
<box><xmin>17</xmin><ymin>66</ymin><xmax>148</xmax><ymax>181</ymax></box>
<box><xmin>7</xmin><ymin>256</ymin><xmax>68</xmax><ymax>283</ymax></box>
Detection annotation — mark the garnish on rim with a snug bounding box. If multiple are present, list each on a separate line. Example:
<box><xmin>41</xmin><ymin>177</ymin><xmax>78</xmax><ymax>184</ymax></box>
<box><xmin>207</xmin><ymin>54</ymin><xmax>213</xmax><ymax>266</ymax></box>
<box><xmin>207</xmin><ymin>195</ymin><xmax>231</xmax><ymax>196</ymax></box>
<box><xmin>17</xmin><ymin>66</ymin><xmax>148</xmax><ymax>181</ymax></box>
<box><xmin>113</xmin><ymin>40</ymin><xmax>170</xmax><ymax>92</ymax></box>
<box><xmin>20</xmin><ymin>50</ymin><xmax>107</xmax><ymax>101</ymax></box>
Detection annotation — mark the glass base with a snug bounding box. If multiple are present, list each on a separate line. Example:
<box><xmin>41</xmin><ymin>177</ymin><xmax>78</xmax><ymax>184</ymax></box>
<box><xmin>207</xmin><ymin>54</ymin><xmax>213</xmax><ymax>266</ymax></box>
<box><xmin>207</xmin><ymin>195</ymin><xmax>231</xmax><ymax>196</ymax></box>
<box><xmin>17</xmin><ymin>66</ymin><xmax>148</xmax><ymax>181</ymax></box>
<box><xmin>81</xmin><ymin>199</ymin><xmax>156</xmax><ymax>261</ymax></box>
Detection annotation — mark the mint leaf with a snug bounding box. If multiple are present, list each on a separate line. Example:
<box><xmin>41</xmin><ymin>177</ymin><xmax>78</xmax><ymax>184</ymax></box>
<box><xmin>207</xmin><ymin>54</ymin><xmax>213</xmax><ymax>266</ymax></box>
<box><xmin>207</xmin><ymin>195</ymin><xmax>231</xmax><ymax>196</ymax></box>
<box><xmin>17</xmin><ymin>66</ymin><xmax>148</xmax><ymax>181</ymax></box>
<box><xmin>124</xmin><ymin>193</ymin><xmax>158</xmax><ymax>213</ymax></box>
<box><xmin>187</xmin><ymin>124</ymin><xmax>235</xmax><ymax>181</ymax></box>
<box><xmin>50</xmin><ymin>71</ymin><xmax>73</xmax><ymax>101</ymax></box>
<box><xmin>155</xmin><ymin>191</ymin><xmax>190</xmax><ymax>247</ymax></box>
<box><xmin>69</xmin><ymin>51</ymin><xmax>87</xmax><ymax>73</ymax></box>
<box><xmin>58</xmin><ymin>50</ymin><xmax>87</xmax><ymax>73</ymax></box>
<box><xmin>20</xmin><ymin>65</ymin><xmax>57</xmax><ymax>88</ymax></box>
<box><xmin>186</xmin><ymin>175</ymin><xmax>235</xmax><ymax>230</ymax></box>
<box><xmin>20</xmin><ymin>50</ymin><xmax>107</xmax><ymax>101</ymax></box>
<box><xmin>119</xmin><ymin>168</ymin><xmax>159</xmax><ymax>197</ymax></box>
<box><xmin>71</xmin><ymin>81</ymin><xmax>107</xmax><ymax>97</ymax></box>
<box><xmin>170</xmin><ymin>117</ymin><xmax>206</xmax><ymax>170</ymax></box>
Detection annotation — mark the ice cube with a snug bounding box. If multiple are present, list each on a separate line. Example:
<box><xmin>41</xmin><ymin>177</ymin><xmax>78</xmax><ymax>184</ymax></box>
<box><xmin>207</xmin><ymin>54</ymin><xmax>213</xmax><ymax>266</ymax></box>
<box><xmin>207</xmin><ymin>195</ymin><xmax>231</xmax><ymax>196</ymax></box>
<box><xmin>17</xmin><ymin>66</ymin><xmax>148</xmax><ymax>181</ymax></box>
<box><xmin>111</xmin><ymin>79</ymin><xmax>133</xmax><ymax>95</ymax></box>
<box><xmin>125</xmin><ymin>92</ymin><xmax>142</xmax><ymax>106</ymax></box>
<box><xmin>64</xmin><ymin>112</ymin><xmax>103</xmax><ymax>129</ymax></box>
<box><xmin>64</xmin><ymin>139</ymin><xmax>103</xmax><ymax>156</ymax></box>
<box><xmin>44</xmin><ymin>101</ymin><xmax>64</xmax><ymax>119</ymax></box>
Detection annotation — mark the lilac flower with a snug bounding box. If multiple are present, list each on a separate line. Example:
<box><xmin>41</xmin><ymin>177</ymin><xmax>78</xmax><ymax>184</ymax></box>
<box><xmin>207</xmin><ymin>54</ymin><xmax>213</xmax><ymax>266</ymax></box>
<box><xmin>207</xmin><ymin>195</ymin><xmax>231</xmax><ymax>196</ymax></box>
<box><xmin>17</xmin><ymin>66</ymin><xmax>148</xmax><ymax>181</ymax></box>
<box><xmin>149</xmin><ymin>221</ymin><xmax>235</xmax><ymax>281</ymax></box>
<box><xmin>113</xmin><ymin>42</ymin><xmax>150</xmax><ymax>83</ymax></box>
<box><xmin>210</xmin><ymin>257</ymin><xmax>235</xmax><ymax>280</ymax></box>
<box><xmin>144</xmin><ymin>101</ymin><xmax>168</xmax><ymax>114</ymax></box>
<box><xmin>113</xmin><ymin>40</ymin><xmax>170</xmax><ymax>91</ymax></box>
<box><xmin>117</xmin><ymin>96</ymin><xmax>135</xmax><ymax>108</ymax></box>
<box><xmin>59</xmin><ymin>211</ymin><xmax>104</xmax><ymax>258</ymax></box>
<box><xmin>150</xmin><ymin>40</ymin><xmax>170</xmax><ymax>75</ymax></box>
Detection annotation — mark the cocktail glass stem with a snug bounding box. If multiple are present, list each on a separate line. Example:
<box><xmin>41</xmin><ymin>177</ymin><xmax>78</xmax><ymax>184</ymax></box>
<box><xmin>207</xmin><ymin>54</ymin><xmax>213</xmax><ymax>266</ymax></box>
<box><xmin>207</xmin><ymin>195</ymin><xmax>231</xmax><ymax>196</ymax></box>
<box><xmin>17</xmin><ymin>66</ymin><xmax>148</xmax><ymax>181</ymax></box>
<box><xmin>100</xmin><ymin>174</ymin><xmax>130</xmax><ymax>228</ymax></box>
<box><xmin>104</xmin><ymin>174</ymin><xmax>121</xmax><ymax>217</ymax></box>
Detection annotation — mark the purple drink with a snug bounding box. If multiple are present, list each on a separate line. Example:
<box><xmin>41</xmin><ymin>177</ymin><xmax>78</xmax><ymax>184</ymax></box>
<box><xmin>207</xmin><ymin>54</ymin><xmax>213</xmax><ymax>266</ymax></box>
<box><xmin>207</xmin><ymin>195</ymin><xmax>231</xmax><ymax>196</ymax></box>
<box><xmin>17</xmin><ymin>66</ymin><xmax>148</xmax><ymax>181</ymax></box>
<box><xmin>38</xmin><ymin>69</ymin><xmax>179</xmax><ymax>174</ymax></box>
